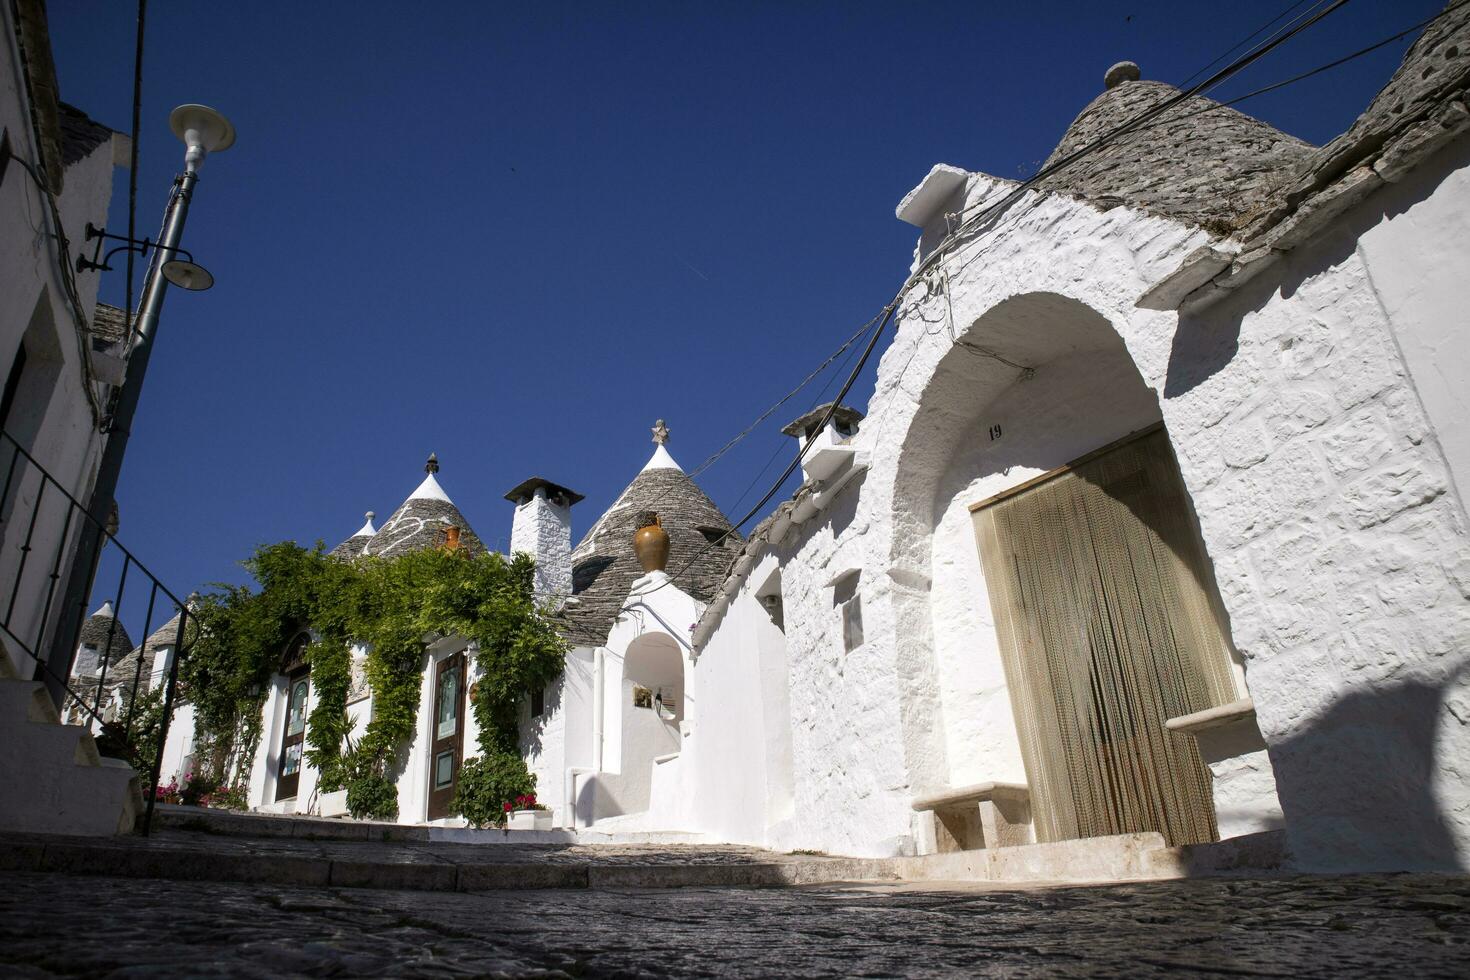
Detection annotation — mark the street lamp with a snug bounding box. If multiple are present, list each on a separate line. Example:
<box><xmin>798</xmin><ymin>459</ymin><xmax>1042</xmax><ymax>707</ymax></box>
<box><xmin>44</xmin><ymin>105</ymin><xmax>236</xmax><ymax>703</ymax></box>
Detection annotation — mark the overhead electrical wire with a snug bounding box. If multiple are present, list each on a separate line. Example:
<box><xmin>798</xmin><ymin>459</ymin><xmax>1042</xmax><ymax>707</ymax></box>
<box><xmin>1177</xmin><ymin>0</ymin><xmax>1325</xmax><ymax>90</ymax></box>
<box><xmin>949</xmin><ymin>0</ymin><xmax>1353</xmax><ymax>227</ymax></box>
<box><xmin>1157</xmin><ymin>0</ymin><xmax>1470</xmax><ymax>128</ymax></box>
<box><xmin>121</xmin><ymin>0</ymin><xmax>147</xmax><ymax>356</ymax></box>
<box><xmin>632</xmin><ymin>0</ymin><xmax>1361</xmax><ymax>602</ymax></box>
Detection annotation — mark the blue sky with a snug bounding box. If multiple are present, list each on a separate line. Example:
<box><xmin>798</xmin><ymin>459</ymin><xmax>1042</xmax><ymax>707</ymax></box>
<box><xmin>47</xmin><ymin>0</ymin><xmax>1442</xmax><ymax>602</ymax></box>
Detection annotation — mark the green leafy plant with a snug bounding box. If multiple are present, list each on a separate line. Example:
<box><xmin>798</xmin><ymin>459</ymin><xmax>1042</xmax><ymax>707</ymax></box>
<box><xmin>453</xmin><ymin>754</ymin><xmax>538</xmax><ymax>829</ymax></box>
<box><xmin>183</xmin><ymin>541</ymin><xmax>564</xmax><ymax>823</ymax></box>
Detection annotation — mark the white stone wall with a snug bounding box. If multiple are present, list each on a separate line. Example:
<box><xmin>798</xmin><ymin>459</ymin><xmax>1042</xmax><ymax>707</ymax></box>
<box><xmin>509</xmin><ymin>492</ymin><xmax>573</xmax><ymax>599</ymax></box>
<box><xmin>1351</xmin><ymin>136</ymin><xmax>1470</xmax><ymax>521</ymax></box>
<box><xmin>752</xmin><ymin>144</ymin><xmax>1469</xmax><ymax>870</ymax></box>
<box><xmin>1167</xmin><ymin>140</ymin><xmax>1470</xmax><ymax>871</ymax></box>
<box><xmin>1</xmin><ymin>12</ymin><xmax>118</xmax><ymax>680</ymax></box>
<box><xmin>686</xmin><ymin>554</ymin><xmax>797</xmax><ymax>846</ymax></box>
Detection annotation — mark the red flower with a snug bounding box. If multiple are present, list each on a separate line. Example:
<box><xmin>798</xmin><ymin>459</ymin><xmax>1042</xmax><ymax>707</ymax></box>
<box><xmin>503</xmin><ymin>802</ymin><xmax>513</xmax><ymax>812</ymax></box>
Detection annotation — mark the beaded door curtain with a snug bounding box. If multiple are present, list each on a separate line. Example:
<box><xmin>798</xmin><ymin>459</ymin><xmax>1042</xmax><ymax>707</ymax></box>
<box><xmin>971</xmin><ymin>426</ymin><xmax>1239</xmax><ymax>847</ymax></box>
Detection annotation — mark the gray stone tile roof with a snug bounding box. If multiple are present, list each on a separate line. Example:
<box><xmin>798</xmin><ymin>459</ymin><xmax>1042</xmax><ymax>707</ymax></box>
<box><xmin>1036</xmin><ymin>74</ymin><xmax>1314</xmax><ymax>234</ymax></box>
<box><xmin>781</xmin><ymin>402</ymin><xmax>865</xmax><ymax>440</ymax></box>
<box><xmin>328</xmin><ymin>514</ymin><xmax>377</xmax><ymax>560</ymax></box>
<box><xmin>558</xmin><ymin>465</ymin><xmax>741</xmax><ymax>647</ymax></box>
<box><xmin>77</xmin><ymin>607</ymin><xmax>134</xmax><ymax>661</ymax></box>
<box><xmin>57</xmin><ymin>101</ymin><xmax>114</xmax><ymax>167</ymax></box>
<box><xmin>91</xmin><ymin>303</ymin><xmax>129</xmax><ymax>348</ymax></box>
<box><xmin>1240</xmin><ymin>0</ymin><xmax>1470</xmax><ymax>244</ymax></box>
<box><xmin>364</xmin><ymin>476</ymin><xmax>485</xmax><ymax>559</ymax></box>
<box><xmin>70</xmin><ymin>606</ymin><xmax>151</xmax><ymax>705</ymax></box>
<box><xmin>327</xmin><ymin>532</ymin><xmax>373</xmax><ymax>560</ymax></box>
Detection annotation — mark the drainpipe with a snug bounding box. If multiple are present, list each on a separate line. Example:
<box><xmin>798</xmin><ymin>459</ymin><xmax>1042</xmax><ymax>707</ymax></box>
<box><xmin>564</xmin><ymin>649</ymin><xmax>606</xmax><ymax>831</ymax></box>
<box><xmin>593</xmin><ymin>648</ymin><xmax>605</xmax><ymax>773</ymax></box>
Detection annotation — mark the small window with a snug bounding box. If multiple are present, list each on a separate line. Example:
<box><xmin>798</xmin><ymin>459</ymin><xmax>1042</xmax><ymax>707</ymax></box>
<box><xmin>832</xmin><ymin>569</ymin><xmax>862</xmax><ymax>653</ymax></box>
<box><xmin>841</xmin><ymin>596</ymin><xmax>864</xmax><ymax>653</ymax></box>
<box><xmin>531</xmin><ymin>685</ymin><xmax>545</xmax><ymax>717</ymax></box>
<box><xmin>698</xmin><ymin>526</ymin><xmax>728</xmax><ymax>546</ymax></box>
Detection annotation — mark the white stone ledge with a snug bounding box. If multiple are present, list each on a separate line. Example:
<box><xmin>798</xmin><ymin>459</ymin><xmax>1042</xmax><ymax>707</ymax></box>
<box><xmin>911</xmin><ymin>781</ymin><xmax>1029</xmax><ymax>812</ymax></box>
<box><xmin>1164</xmin><ymin>698</ymin><xmax>1256</xmax><ymax>735</ymax></box>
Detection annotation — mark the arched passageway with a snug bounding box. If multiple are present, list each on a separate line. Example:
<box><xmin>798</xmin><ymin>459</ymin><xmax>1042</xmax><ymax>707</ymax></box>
<box><xmin>887</xmin><ymin>291</ymin><xmax>1249</xmax><ymax>846</ymax></box>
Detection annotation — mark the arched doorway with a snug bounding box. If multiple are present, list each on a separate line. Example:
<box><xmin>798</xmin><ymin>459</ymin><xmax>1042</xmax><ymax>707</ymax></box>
<box><xmin>888</xmin><ymin>291</ymin><xmax>1245</xmax><ymax>847</ymax></box>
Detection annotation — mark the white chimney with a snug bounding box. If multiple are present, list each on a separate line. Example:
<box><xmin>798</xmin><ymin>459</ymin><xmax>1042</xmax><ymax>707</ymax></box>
<box><xmin>504</xmin><ymin>478</ymin><xmax>583</xmax><ymax>601</ymax></box>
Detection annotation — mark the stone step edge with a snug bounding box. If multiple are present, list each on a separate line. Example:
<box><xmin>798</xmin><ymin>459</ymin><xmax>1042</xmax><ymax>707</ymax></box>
<box><xmin>151</xmin><ymin>805</ymin><xmax>434</xmax><ymax>843</ymax></box>
<box><xmin>151</xmin><ymin>806</ymin><xmax>719</xmax><ymax>847</ymax></box>
<box><xmin>0</xmin><ymin>838</ymin><xmax>898</xmax><ymax>893</ymax></box>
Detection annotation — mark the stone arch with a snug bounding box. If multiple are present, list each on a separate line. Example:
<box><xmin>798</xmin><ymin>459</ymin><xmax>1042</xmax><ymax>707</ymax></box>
<box><xmin>624</xmin><ymin>632</ymin><xmax>685</xmax><ymax>727</ymax></box>
<box><xmin>883</xmin><ymin>290</ymin><xmax>1186</xmax><ymax>795</ymax></box>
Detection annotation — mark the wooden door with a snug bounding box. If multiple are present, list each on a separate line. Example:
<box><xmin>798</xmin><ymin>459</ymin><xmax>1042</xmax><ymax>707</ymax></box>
<box><xmin>275</xmin><ymin>667</ymin><xmax>310</xmax><ymax>801</ymax></box>
<box><xmin>427</xmin><ymin>652</ymin><xmax>466</xmax><ymax>821</ymax></box>
<box><xmin>970</xmin><ymin>425</ymin><xmax>1239</xmax><ymax>847</ymax></box>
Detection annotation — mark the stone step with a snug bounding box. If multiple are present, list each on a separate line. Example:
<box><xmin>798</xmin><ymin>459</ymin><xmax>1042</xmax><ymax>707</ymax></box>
<box><xmin>0</xmin><ymin>678</ymin><xmax>61</xmax><ymax>724</ymax></box>
<box><xmin>0</xmin><ymin>765</ymin><xmax>138</xmax><ymax>836</ymax></box>
<box><xmin>0</xmin><ymin>832</ymin><xmax>898</xmax><ymax>893</ymax></box>
<box><xmin>0</xmin><ymin>680</ymin><xmax>138</xmax><ymax>837</ymax></box>
<box><xmin>893</xmin><ymin>830</ymin><xmax>1287</xmax><ymax>884</ymax></box>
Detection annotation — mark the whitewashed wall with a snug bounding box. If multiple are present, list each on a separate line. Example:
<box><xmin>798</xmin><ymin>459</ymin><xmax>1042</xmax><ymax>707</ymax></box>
<box><xmin>1</xmin><ymin>14</ymin><xmax>118</xmax><ymax>680</ymax></box>
<box><xmin>686</xmin><ymin>554</ymin><xmax>797</xmax><ymax>847</ymax></box>
<box><xmin>764</xmin><ymin>145</ymin><xmax>1469</xmax><ymax>869</ymax></box>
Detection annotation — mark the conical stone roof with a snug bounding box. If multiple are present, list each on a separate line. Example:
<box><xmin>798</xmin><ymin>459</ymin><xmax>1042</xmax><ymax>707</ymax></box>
<box><xmin>76</xmin><ymin>601</ymin><xmax>134</xmax><ymax>662</ymax></box>
<box><xmin>561</xmin><ymin>431</ymin><xmax>742</xmax><ymax>647</ymax></box>
<box><xmin>364</xmin><ymin>456</ymin><xmax>485</xmax><ymax>559</ymax></box>
<box><xmin>72</xmin><ymin>602</ymin><xmax>136</xmax><ymax>689</ymax></box>
<box><xmin>1035</xmin><ymin>64</ymin><xmax>1313</xmax><ymax>233</ymax></box>
<box><xmin>328</xmin><ymin>511</ymin><xmax>378</xmax><ymax>560</ymax></box>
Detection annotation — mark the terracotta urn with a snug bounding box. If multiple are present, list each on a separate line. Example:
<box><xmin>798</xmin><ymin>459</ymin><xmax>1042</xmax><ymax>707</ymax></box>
<box><xmin>633</xmin><ymin>513</ymin><xmax>670</xmax><ymax>573</ymax></box>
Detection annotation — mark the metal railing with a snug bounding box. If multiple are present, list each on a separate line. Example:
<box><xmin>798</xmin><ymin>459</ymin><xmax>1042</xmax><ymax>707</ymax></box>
<box><xmin>0</xmin><ymin>427</ymin><xmax>192</xmax><ymax>835</ymax></box>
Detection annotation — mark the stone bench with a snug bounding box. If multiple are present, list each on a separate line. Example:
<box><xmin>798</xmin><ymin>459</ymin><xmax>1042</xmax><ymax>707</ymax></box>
<box><xmin>912</xmin><ymin>782</ymin><xmax>1032</xmax><ymax>854</ymax></box>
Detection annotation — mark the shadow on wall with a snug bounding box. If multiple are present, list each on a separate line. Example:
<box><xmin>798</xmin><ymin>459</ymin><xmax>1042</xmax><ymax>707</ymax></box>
<box><xmin>1165</xmin><ymin>135</ymin><xmax>1470</xmax><ymax>402</ymax></box>
<box><xmin>1272</xmin><ymin>656</ymin><xmax>1469</xmax><ymax>872</ymax></box>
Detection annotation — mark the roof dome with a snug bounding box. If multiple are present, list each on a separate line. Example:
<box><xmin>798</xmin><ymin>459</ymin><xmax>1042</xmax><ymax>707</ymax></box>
<box><xmin>328</xmin><ymin>511</ymin><xmax>377</xmax><ymax>560</ymax></box>
<box><xmin>76</xmin><ymin>601</ymin><xmax>134</xmax><ymax>661</ymax></box>
<box><xmin>1035</xmin><ymin>64</ymin><xmax>1314</xmax><ymax>233</ymax></box>
<box><xmin>364</xmin><ymin>456</ymin><xmax>485</xmax><ymax>558</ymax></box>
<box><xmin>561</xmin><ymin>423</ymin><xmax>741</xmax><ymax>646</ymax></box>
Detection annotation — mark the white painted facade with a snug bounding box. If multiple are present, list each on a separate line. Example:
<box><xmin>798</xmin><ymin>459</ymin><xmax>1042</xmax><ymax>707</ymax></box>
<box><xmin>235</xmin><ymin>42</ymin><xmax>1470</xmax><ymax>877</ymax></box>
<box><xmin>1</xmin><ymin>5</ymin><xmax>123</xmax><ymax>681</ymax></box>
<box><xmin>538</xmin><ymin>136</ymin><xmax>1470</xmax><ymax>872</ymax></box>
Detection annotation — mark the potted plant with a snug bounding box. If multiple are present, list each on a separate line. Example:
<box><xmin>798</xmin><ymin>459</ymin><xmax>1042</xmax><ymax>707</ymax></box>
<box><xmin>505</xmin><ymin>793</ymin><xmax>553</xmax><ymax>831</ymax></box>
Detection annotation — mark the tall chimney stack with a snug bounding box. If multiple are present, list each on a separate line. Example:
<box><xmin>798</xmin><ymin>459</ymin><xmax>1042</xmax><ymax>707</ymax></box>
<box><xmin>503</xmin><ymin>477</ymin><xmax>584</xmax><ymax>601</ymax></box>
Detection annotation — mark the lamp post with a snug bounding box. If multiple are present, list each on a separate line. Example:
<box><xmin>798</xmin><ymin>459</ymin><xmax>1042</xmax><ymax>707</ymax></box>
<box><xmin>42</xmin><ymin>105</ymin><xmax>235</xmax><ymax>704</ymax></box>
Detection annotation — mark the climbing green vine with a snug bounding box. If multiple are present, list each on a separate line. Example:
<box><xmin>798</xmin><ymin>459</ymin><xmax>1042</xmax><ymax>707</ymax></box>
<box><xmin>182</xmin><ymin>541</ymin><xmax>564</xmax><ymax>823</ymax></box>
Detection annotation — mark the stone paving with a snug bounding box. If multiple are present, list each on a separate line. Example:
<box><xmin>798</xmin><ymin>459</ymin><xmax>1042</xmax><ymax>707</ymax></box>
<box><xmin>1</xmin><ymin>868</ymin><xmax>1467</xmax><ymax>977</ymax></box>
<box><xmin>0</xmin><ymin>828</ymin><xmax>888</xmax><ymax>891</ymax></box>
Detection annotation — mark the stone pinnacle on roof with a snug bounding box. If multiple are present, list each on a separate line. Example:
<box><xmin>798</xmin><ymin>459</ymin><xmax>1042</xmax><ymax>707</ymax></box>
<box><xmin>425</xmin><ymin>453</ymin><xmax>439</xmax><ymax>474</ymax></box>
<box><xmin>1104</xmin><ymin>61</ymin><xmax>1140</xmax><ymax>90</ymax></box>
<box><xmin>643</xmin><ymin>419</ymin><xmax>681</xmax><ymax>473</ymax></box>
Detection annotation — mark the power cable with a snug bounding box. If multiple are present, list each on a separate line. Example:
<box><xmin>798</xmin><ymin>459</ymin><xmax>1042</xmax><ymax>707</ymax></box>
<box><xmin>1177</xmin><ymin>0</ymin><xmax>1326</xmax><ymax>90</ymax></box>
<box><xmin>948</xmin><ymin>0</ymin><xmax>1353</xmax><ymax>229</ymax></box>
<box><xmin>122</xmin><ymin>0</ymin><xmax>147</xmax><ymax>355</ymax></box>
<box><xmin>634</xmin><ymin>0</ymin><xmax>1359</xmax><ymax>604</ymax></box>
<box><xmin>1156</xmin><ymin>0</ymin><xmax>1469</xmax><ymax>127</ymax></box>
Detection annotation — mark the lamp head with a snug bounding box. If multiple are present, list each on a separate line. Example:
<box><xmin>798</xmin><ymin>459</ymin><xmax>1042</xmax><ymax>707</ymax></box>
<box><xmin>161</xmin><ymin>260</ymin><xmax>214</xmax><ymax>291</ymax></box>
<box><xmin>169</xmin><ymin>104</ymin><xmax>235</xmax><ymax>169</ymax></box>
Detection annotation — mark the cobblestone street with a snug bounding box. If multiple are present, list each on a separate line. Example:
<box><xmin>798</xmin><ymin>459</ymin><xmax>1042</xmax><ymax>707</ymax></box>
<box><xmin>2</xmin><ymin>869</ymin><xmax>1467</xmax><ymax>977</ymax></box>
